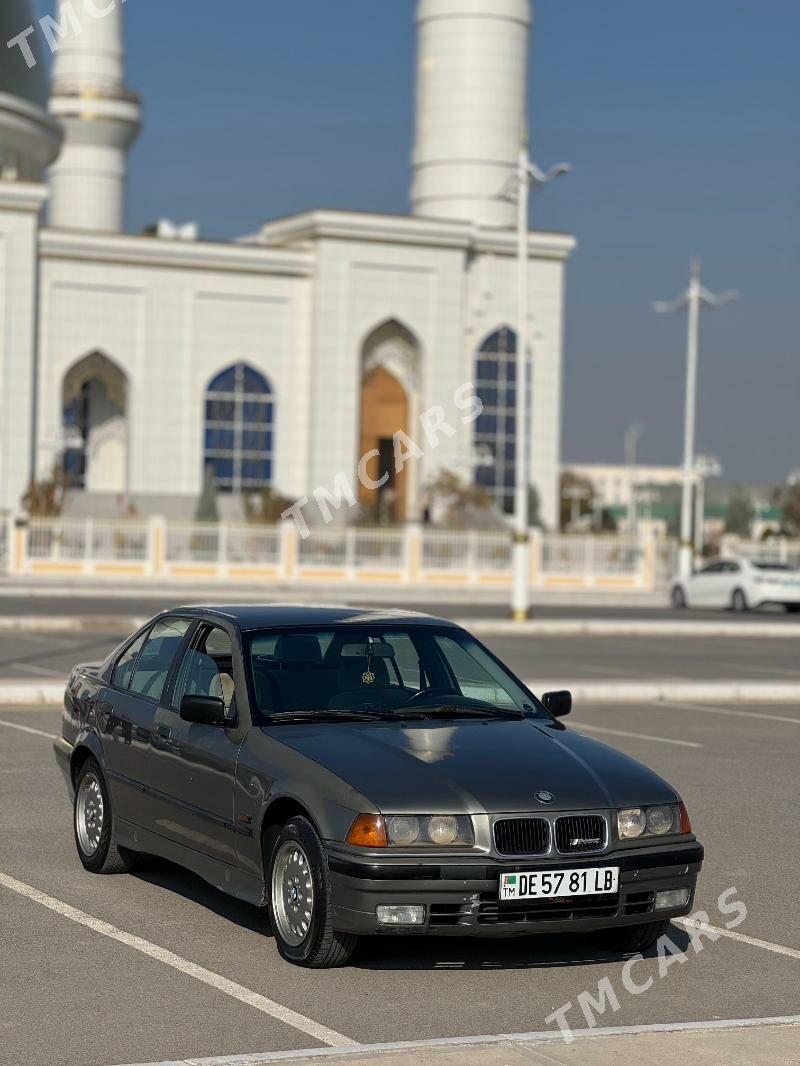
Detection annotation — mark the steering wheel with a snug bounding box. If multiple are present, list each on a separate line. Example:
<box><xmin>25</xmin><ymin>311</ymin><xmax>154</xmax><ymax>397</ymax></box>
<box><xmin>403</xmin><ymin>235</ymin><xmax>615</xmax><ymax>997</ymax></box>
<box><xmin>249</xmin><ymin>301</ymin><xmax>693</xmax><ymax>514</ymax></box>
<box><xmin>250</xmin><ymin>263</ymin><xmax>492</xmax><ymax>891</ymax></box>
<box><xmin>405</xmin><ymin>686</ymin><xmax>460</xmax><ymax>706</ymax></box>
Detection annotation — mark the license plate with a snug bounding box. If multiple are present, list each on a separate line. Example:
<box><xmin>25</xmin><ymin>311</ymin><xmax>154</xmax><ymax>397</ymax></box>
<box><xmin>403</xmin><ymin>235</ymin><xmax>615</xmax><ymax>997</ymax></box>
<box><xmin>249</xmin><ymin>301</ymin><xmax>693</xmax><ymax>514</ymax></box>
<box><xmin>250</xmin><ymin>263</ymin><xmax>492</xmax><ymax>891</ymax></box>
<box><xmin>500</xmin><ymin>866</ymin><xmax>619</xmax><ymax>900</ymax></box>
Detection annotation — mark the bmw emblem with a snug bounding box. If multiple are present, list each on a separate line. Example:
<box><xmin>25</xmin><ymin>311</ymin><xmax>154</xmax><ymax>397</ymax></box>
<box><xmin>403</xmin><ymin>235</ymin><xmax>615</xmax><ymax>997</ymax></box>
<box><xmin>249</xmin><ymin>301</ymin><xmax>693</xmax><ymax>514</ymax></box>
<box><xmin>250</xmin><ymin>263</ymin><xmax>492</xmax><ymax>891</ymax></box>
<box><xmin>535</xmin><ymin>790</ymin><xmax>554</xmax><ymax>804</ymax></box>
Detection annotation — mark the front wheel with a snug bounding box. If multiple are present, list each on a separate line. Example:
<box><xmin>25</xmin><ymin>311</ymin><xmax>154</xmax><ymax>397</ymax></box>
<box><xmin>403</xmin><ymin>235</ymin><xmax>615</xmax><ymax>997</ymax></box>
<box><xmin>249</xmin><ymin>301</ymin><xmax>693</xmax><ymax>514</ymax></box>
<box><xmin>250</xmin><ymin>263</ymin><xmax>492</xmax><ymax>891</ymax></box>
<box><xmin>267</xmin><ymin>816</ymin><xmax>357</xmax><ymax>968</ymax></box>
<box><xmin>671</xmin><ymin>585</ymin><xmax>687</xmax><ymax>609</ymax></box>
<box><xmin>599</xmin><ymin>919</ymin><xmax>670</xmax><ymax>954</ymax></box>
<box><xmin>731</xmin><ymin>588</ymin><xmax>749</xmax><ymax>613</ymax></box>
<box><xmin>73</xmin><ymin>758</ymin><xmax>138</xmax><ymax>874</ymax></box>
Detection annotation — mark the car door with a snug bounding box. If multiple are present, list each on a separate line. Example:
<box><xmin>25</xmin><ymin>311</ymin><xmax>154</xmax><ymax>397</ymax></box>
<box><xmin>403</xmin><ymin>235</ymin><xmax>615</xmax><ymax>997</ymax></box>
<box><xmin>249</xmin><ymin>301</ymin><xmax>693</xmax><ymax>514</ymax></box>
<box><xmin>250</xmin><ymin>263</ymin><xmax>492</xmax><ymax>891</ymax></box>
<box><xmin>713</xmin><ymin>561</ymin><xmax>740</xmax><ymax>607</ymax></box>
<box><xmin>102</xmin><ymin>617</ymin><xmax>192</xmax><ymax>827</ymax></box>
<box><xmin>149</xmin><ymin>622</ymin><xmax>245</xmax><ymax>867</ymax></box>
<box><xmin>688</xmin><ymin>561</ymin><xmax>722</xmax><ymax>606</ymax></box>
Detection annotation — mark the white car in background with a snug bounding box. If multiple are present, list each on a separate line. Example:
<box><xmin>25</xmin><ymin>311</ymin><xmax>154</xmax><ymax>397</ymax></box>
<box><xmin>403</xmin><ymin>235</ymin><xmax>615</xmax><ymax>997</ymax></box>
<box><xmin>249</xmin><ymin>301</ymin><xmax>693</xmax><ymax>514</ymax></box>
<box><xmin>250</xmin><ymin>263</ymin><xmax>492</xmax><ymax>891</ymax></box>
<box><xmin>671</xmin><ymin>558</ymin><xmax>800</xmax><ymax>613</ymax></box>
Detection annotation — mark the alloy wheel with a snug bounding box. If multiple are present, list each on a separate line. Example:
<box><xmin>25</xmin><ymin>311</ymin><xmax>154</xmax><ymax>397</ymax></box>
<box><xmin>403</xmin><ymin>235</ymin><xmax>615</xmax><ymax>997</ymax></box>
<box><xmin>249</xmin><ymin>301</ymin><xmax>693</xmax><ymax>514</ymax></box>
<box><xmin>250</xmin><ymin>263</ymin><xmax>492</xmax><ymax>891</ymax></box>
<box><xmin>271</xmin><ymin>841</ymin><xmax>315</xmax><ymax>947</ymax></box>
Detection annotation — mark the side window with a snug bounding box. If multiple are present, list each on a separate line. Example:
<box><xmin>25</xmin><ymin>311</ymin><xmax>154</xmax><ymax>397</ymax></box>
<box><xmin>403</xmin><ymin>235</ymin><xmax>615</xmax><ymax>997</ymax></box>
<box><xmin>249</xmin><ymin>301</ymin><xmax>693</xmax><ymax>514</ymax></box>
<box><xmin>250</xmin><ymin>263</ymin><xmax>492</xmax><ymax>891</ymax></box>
<box><xmin>383</xmin><ymin>632</ymin><xmax>424</xmax><ymax>690</ymax></box>
<box><xmin>128</xmin><ymin>618</ymin><xmax>192</xmax><ymax>703</ymax></box>
<box><xmin>112</xmin><ymin>630</ymin><xmax>148</xmax><ymax>690</ymax></box>
<box><xmin>173</xmin><ymin>625</ymin><xmax>236</xmax><ymax>715</ymax></box>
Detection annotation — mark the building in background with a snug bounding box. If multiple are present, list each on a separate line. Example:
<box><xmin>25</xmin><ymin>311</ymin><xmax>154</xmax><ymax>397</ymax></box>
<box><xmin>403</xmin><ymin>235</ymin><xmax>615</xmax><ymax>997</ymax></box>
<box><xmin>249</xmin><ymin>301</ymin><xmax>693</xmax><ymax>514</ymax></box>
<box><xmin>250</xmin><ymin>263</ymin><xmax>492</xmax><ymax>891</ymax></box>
<box><xmin>0</xmin><ymin>0</ymin><xmax>574</xmax><ymax>527</ymax></box>
<box><xmin>562</xmin><ymin>462</ymin><xmax>684</xmax><ymax>531</ymax></box>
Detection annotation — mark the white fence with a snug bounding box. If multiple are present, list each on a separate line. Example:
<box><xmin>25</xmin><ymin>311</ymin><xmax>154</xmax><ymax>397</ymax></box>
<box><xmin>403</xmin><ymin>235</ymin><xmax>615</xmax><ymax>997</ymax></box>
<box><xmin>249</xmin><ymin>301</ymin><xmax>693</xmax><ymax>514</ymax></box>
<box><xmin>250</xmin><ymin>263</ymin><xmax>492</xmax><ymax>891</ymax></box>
<box><xmin>720</xmin><ymin>536</ymin><xmax>800</xmax><ymax>569</ymax></box>
<box><xmin>3</xmin><ymin>516</ymin><xmax>674</xmax><ymax>591</ymax></box>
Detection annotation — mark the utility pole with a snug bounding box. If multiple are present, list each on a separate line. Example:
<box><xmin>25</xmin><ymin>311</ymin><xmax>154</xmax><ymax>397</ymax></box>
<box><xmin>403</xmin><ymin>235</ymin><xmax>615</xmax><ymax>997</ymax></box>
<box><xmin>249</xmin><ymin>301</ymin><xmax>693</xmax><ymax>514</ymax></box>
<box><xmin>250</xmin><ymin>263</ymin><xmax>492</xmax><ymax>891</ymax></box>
<box><xmin>625</xmin><ymin>423</ymin><xmax>644</xmax><ymax>468</ymax></box>
<box><xmin>501</xmin><ymin>142</ymin><xmax>570</xmax><ymax>621</ymax></box>
<box><xmin>653</xmin><ymin>259</ymin><xmax>737</xmax><ymax>579</ymax></box>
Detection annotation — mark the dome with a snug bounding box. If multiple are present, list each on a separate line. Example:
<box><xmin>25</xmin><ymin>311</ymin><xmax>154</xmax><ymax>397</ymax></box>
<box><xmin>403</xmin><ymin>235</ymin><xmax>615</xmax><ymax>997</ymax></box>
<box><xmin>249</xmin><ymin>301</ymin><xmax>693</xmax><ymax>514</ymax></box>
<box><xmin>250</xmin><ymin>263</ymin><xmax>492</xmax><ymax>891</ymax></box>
<box><xmin>0</xmin><ymin>1</ymin><xmax>49</xmax><ymax>108</ymax></box>
<box><xmin>0</xmin><ymin>2</ymin><xmax>61</xmax><ymax>181</ymax></box>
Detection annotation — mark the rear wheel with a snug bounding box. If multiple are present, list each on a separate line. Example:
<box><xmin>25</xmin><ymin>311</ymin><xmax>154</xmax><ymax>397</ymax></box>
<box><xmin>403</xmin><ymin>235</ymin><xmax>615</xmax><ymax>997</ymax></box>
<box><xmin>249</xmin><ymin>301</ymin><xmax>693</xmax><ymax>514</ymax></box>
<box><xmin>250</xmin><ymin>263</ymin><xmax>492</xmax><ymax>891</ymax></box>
<box><xmin>786</xmin><ymin>604</ymin><xmax>800</xmax><ymax>614</ymax></box>
<box><xmin>731</xmin><ymin>588</ymin><xmax>749</xmax><ymax>613</ymax></box>
<box><xmin>73</xmin><ymin>758</ymin><xmax>138</xmax><ymax>874</ymax></box>
<box><xmin>600</xmin><ymin>919</ymin><xmax>670</xmax><ymax>954</ymax></box>
<box><xmin>671</xmin><ymin>585</ymin><xmax>687</xmax><ymax>609</ymax></box>
<box><xmin>267</xmin><ymin>816</ymin><xmax>357</xmax><ymax>968</ymax></box>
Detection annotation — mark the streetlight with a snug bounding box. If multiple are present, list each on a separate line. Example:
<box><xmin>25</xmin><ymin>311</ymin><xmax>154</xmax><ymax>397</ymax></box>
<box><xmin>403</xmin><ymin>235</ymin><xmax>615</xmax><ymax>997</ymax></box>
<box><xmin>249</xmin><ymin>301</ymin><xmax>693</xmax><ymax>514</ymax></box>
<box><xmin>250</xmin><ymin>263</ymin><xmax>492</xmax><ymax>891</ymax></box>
<box><xmin>693</xmin><ymin>454</ymin><xmax>722</xmax><ymax>557</ymax></box>
<box><xmin>500</xmin><ymin>139</ymin><xmax>570</xmax><ymax>620</ymax></box>
<box><xmin>653</xmin><ymin>259</ymin><xmax>737</xmax><ymax>579</ymax></box>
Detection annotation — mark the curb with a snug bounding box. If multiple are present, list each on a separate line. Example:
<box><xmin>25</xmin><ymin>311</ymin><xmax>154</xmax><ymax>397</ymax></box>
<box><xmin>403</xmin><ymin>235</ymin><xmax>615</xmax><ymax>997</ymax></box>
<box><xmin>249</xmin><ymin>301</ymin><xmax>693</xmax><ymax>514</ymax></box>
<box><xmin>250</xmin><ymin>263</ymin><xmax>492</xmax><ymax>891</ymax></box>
<box><xmin>2</xmin><ymin>615</ymin><xmax>800</xmax><ymax>639</ymax></box>
<box><xmin>3</xmin><ymin>679</ymin><xmax>799</xmax><ymax>708</ymax></box>
<box><xmin>465</xmin><ymin>619</ymin><xmax>800</xmax><ymax>638</ymax></box>
<box><xmin>525</xmin><ymin>680</ymin><xmax>800</xmax><ymax>704</ymax></box>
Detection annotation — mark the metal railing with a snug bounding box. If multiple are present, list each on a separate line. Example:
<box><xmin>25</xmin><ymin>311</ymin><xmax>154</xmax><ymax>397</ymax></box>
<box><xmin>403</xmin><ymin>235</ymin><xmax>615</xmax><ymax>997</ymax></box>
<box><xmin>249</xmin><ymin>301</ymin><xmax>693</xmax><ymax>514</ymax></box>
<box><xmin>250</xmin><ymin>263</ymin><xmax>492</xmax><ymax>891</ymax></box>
<box><xmin>10</xmin><ymin>516</ymin><xmax>673</xmax><ymax>590</ymax></box>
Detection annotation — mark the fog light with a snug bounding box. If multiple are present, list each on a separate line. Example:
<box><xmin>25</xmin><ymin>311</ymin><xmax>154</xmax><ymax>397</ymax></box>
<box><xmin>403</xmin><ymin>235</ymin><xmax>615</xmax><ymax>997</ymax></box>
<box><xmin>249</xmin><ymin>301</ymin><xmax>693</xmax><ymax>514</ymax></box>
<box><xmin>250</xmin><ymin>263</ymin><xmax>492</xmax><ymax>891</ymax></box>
<box><xmin>655</xmin><ymin>888</ymin><xmax>690</xmax><ymax>910</ymax></box>
<box><xmin>376</xmin><ymin>905</ymin><xmax>425</xmax><ymax>926</ymax></box>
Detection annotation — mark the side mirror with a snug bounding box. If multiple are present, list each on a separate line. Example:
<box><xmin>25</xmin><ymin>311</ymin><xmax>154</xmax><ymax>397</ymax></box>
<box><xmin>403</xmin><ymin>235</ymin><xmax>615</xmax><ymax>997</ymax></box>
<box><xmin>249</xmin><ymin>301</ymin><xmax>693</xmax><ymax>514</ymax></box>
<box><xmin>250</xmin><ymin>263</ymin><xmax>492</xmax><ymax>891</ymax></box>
<box><xmin>180</xmin><ymin>694</ymin><xmax>226</xmax><ymax>726</ymax></box>
<box><xmin>543</xmin><ymin>690</ymin><xmax>572</xmax><ymax>718</ymax></box>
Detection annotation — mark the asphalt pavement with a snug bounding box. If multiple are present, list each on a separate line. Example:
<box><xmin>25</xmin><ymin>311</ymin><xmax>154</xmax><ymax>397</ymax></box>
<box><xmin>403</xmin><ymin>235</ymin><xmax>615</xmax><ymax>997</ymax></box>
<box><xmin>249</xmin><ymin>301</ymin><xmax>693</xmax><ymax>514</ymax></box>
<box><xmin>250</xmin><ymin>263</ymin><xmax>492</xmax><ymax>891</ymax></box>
<box><xmin>1</xmin><ymin>698</ymin><xmax>799</xmax><ymax>1066</ymax></box>
<box><xmin>1</xmin><ymin>627</ymin><xmax>798</xmax><ymax>688</ymax></box>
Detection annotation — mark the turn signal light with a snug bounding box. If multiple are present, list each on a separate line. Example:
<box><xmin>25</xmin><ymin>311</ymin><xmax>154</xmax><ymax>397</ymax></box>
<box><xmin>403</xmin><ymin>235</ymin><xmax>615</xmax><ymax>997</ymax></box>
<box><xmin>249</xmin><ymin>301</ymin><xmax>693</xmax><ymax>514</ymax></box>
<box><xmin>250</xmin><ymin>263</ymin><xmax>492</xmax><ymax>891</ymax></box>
<box><xmin>347</xmin><ymin>814</ymin><xmax>388</xmax><ymax>848</ymax></box>
<box><xmin>679</xmin><ymin>800</ymin><xmax>692</xmax><ymax>834</ymax></box>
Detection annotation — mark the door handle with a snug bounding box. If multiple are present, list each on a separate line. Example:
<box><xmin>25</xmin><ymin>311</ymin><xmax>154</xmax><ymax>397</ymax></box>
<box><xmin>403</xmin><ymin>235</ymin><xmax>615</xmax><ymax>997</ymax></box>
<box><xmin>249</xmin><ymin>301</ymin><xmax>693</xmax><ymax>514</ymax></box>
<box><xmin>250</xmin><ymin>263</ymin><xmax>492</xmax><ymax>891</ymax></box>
<box><xmin>156</xmin><ymin>724</ymin><xmax>171</xmax><ymax>739</ymax></box>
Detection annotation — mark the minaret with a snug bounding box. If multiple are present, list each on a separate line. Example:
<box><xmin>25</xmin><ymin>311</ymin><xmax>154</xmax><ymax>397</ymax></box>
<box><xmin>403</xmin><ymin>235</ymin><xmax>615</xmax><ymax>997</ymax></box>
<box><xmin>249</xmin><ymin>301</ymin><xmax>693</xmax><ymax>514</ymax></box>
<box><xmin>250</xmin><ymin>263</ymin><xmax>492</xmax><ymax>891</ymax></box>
<box><xmin>411</xmin><ymin>0</ymin><xmax>531</xmax><ymax>228</ymax></box>
<box><xmin>48</xmin><ymin>0</ymin><xmax>141</xmax><ymax>231</ymax></box>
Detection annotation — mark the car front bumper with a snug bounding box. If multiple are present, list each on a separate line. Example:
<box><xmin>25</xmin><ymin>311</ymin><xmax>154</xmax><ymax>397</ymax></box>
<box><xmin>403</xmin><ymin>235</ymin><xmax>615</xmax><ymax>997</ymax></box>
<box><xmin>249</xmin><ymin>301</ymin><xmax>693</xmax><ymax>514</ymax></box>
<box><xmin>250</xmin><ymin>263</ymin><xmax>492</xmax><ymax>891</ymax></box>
<box><xmin>327</xmin><ymin>840</ymin><xmax>703</xmax><ymax>937</ymax></box>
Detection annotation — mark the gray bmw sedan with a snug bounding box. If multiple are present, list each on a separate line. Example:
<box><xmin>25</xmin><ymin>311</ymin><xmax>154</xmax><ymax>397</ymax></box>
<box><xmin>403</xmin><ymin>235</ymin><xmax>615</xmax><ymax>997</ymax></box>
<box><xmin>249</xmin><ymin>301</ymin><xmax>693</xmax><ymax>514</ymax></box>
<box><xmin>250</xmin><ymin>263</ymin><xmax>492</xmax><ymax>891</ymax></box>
<box><xmin>54</xmin><ymin>605</ymin><xmax>703</xmax><ymax>968</ymax></box>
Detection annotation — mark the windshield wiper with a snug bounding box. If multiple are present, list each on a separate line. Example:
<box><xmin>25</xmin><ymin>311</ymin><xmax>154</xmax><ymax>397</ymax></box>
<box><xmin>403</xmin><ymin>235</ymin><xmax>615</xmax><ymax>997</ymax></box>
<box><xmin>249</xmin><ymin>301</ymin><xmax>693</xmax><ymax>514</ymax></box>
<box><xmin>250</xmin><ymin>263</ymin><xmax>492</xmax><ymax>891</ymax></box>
<box><xmin>264</xmin><ymin>709</ymin><xmax>385</xmax><ymax>724</ymax></box>
<box><xmin>410</xmin><ymin>703</ymin><xmax>523</xmax><ymax>721</ymax></box>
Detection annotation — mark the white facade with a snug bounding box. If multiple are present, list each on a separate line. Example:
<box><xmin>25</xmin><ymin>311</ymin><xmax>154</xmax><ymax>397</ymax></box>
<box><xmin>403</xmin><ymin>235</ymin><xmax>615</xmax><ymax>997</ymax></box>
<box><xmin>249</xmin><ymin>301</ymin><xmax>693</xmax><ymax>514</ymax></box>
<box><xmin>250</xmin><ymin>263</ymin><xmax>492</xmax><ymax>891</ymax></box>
<box><xmin>0</xmin><ymin>0</ymin><xmax>574</xmax><ymax>529</ymax></box>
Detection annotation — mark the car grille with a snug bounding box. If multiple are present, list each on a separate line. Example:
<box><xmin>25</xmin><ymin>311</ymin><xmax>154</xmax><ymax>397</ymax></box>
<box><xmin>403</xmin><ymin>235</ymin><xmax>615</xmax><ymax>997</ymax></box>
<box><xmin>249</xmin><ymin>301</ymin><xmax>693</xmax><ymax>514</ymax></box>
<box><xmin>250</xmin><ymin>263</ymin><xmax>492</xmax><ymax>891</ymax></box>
<box><xmin>494</xmin><ymin>817</ymin><xmax>550</xmax><ymax>856</ymax></box>
<box><xmin>554</xmin><ymin>815</ymin><xmax>606</xmax><ymax>854</ymax></box>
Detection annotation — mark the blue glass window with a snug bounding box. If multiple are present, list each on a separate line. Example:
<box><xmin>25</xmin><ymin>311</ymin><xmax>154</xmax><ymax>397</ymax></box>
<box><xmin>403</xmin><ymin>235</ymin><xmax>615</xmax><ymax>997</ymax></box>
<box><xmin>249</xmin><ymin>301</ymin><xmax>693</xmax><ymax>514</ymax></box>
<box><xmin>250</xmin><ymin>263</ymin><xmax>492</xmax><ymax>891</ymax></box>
<box><xmin>473</xmin><ymin>327</ymin><xmax>532</xmax><ymax>514</ymax></box>
<box><xmin>204</xmin><ymin>363</ymin><xmax>275</xmax><ymax>493</ymax></box>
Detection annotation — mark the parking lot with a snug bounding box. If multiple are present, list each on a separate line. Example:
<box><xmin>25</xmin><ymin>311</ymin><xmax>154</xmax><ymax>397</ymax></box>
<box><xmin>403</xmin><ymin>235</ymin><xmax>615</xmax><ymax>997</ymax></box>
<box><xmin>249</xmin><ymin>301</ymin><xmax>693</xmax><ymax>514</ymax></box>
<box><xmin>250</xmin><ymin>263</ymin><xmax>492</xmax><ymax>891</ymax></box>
<box><xmin>2</xmin><ymin>685</ymin><xmax>799</xmax><ymax>1066</ymax></box>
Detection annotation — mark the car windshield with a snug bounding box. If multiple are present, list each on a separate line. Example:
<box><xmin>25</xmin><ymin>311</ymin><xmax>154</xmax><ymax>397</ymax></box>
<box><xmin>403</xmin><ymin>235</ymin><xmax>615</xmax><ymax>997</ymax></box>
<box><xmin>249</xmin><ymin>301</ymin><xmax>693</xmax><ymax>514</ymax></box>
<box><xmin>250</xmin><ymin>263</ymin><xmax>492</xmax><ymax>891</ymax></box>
<box><xmin>247</xmin><ymin>625</ymin><xmax>544</xmax><ymax>722</ymax></box>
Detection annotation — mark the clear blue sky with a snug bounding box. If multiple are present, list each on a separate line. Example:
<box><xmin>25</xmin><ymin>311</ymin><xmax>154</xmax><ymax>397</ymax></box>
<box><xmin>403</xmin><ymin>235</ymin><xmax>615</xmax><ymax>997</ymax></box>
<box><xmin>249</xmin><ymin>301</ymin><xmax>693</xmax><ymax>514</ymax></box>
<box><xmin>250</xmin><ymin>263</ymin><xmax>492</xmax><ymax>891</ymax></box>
<box><xmin>113</xmin><ymin>2</ymin><xmax>800</xmax><ymax>481</ymax></box>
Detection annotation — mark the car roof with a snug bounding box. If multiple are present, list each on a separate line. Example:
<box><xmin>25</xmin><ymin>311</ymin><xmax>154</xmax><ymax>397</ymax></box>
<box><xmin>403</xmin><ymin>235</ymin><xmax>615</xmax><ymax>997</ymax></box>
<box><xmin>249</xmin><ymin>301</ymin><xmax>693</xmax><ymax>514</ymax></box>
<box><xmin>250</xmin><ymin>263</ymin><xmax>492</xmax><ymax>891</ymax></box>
<box><xmin>162</xmin><ymin>604</ymin><xmax>461</xmax><ymax>632</ymax></box>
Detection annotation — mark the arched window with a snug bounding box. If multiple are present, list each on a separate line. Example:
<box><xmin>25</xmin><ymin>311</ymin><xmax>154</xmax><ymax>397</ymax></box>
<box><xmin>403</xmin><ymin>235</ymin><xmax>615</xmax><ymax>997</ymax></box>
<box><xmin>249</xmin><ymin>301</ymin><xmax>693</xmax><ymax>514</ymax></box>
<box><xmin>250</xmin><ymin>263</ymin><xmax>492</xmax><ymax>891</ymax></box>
<box><xmin>473</xmin><ymin>327</ymin><xmax>531</xmax><ymax>514</ymax></box>
<box><xmin>204</xmin><ymin>363</ymin><xmax>274</xmax><ymax>493</ymax></box>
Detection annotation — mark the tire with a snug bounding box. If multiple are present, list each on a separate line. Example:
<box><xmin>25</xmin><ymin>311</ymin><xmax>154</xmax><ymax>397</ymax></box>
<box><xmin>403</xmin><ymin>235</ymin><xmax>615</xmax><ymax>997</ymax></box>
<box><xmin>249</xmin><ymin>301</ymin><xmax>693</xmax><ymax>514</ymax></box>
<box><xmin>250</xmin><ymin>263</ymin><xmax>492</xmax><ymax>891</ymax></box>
<box><xmin>600</xmin><ymin>919</ymin><xmax>670</xmax><ymax>954</ymax></box>
<box><xmin>786</xmin><ymin>604</ymin><xmax>800</xmax><ymax>614</ymax></box>
<box><xmin>731</xmin><ymin>588</ymin><xmax>749</xmax><ymax>613</ymax></box>
<box><xmin>73</xmin><ymin>758</ymin><xmax>138</xmax><ymax>874</ymax></box>
<box><xmin>266</xmin><ymin>815</ymin><xmax>358</xmax><ymax>968</ymax></box>
<box><xmin>671</xmin><ymin>585</ymin><xmax>687</xmax><ymax>609</ymax></box>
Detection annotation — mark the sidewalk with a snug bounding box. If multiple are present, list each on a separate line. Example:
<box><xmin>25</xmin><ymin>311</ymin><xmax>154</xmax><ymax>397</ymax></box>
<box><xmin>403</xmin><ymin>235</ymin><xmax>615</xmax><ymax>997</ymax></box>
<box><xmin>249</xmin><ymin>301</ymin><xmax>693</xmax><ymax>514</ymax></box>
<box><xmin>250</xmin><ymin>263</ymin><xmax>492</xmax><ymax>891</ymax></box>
<box><xmin>120</xmin><ymin>1018</ymin><xmax>800</xmax><ymax>1066</ymax></box>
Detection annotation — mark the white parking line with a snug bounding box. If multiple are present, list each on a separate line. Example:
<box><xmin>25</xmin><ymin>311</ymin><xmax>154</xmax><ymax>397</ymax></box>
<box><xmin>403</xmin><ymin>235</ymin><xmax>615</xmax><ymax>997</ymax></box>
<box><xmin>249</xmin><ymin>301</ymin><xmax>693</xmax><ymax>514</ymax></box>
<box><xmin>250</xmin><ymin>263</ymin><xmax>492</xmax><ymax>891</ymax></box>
<box><xmin>0</xmin><ymin>872</ymin><xmax>358</xmax><ymax>1049</ymax></box>
<box><xmin>570</xmin><ymin>721</ymin><xmax>702</xmax><ymax>749</ymax></box>
<box><xmin>676</xmin><ymin>917</ymin><xmax>800</xmax><ymax>961</ymax></box>
<box><xmin>113</xmin><ymin>1016</ymin><xmax>800</xmax><ymax>1066</ymax></box>
<box><xmin>0</xmin><ymin>719</ymin><xmax>58</xmax><ymax>739</ymax></box>
<box><xmin>660</xmin><ymin>700</ymin><xmax>800</xmax><ymax>725</ymax></box>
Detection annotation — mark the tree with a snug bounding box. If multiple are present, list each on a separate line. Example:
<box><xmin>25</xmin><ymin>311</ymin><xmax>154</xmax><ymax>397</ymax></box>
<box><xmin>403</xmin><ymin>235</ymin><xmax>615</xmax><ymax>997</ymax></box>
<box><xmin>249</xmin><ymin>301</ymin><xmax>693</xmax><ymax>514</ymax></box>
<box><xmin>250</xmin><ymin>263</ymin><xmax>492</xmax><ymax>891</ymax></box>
<box><xmin>23</xmin><ymin>461</ymin><xmax>68</xmax><ymax>518</ymax></box>
<box><xmin>244</xmin><ymin>485</ymin><xmax>294</xmax><ymax>524</ymax></box>
<box><xmin>559</xmin><ymin>470</ymin><xmax>595</xmax><ymax>531</ymax></box>
<box><xmin>724</xmin><ymin>490</ymin><xmax>755</xmax><ymax>538</ymax></box>
<box><xmin>782</xmin><ymin>484</ymin><xmax>800</xmax><ymax>536</ymax></box>
<box><xmin>424</xmin><ymin>470</ymin><xmax>499</xmax><ymax>529</ymax></box>
<box><xmin>195</xmin><ymin>464</ymin><xmax>220</xmax><ymax>523</ymax></box>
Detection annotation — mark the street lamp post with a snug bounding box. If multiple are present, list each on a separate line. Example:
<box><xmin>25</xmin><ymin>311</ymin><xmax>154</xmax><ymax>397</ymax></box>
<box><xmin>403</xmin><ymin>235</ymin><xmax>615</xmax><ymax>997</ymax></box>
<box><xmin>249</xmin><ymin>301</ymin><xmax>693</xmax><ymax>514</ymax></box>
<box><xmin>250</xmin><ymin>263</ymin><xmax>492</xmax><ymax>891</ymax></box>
<box><xmin>693</xmin><ymin>454</ymin><xmax>722</xmax><ymax>558</ymax></box>
<box><xmin>653</xmin><ymin>259</ymin><xmax>737</xmax><ymax>579</ymax></box>
<box><xmin>501</xmin><ymin>141</ymin><xmax>570</xmax><ymax>621</ymax></box>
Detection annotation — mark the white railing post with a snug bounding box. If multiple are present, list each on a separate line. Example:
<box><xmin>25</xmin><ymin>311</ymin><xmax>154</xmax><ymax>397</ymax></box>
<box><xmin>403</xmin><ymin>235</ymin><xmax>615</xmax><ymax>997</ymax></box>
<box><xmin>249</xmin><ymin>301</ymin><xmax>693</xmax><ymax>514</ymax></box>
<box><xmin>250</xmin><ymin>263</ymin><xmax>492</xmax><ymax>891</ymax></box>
<box><xmin>84</xmin><ymin>518</ymin><xmax>94</xmax><ymax>574</ymax></box>
<box><xmin>345</xmin><ymin>528</ymin><xmax>357</xmax><ymax>579</ymax></box>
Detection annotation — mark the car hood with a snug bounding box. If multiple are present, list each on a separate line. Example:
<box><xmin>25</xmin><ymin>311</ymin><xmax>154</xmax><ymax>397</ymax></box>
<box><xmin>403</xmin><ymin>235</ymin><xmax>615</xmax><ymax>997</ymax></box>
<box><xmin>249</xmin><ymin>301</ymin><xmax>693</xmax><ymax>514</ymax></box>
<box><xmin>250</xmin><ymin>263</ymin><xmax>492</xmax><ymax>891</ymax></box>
<box><xmin>261</xmin><ymin>717</ymin><xmax>677</xmax><ymax>814</ymax></box>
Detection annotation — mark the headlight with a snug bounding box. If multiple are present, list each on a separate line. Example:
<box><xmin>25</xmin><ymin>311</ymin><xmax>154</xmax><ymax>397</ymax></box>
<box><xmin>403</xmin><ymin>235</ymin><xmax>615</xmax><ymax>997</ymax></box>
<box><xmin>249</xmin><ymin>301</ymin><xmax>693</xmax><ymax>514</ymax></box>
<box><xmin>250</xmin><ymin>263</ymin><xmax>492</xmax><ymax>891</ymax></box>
<box><xmin>386</xmin><ymin>815</ymin><xmax>421</xmax><ymax>846</ymax></box>
<box><xmin>617</xmin><ymin>804</ymin><xmax>682</xmax><ymax>841</ymax></box>
<box><xmin>387</xmin><ymin>814</ymin><xmax>473</xmax><ymax>847</ymax></box>
<box><xmin>617</xmin><ymin>808</ymin><xmax>646</xmax><ymax>839</ymax></box>
<box><xmin>646</xmin><ymin>805</ymin><xmax>674</xmax><ymax>835</ymax></box>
